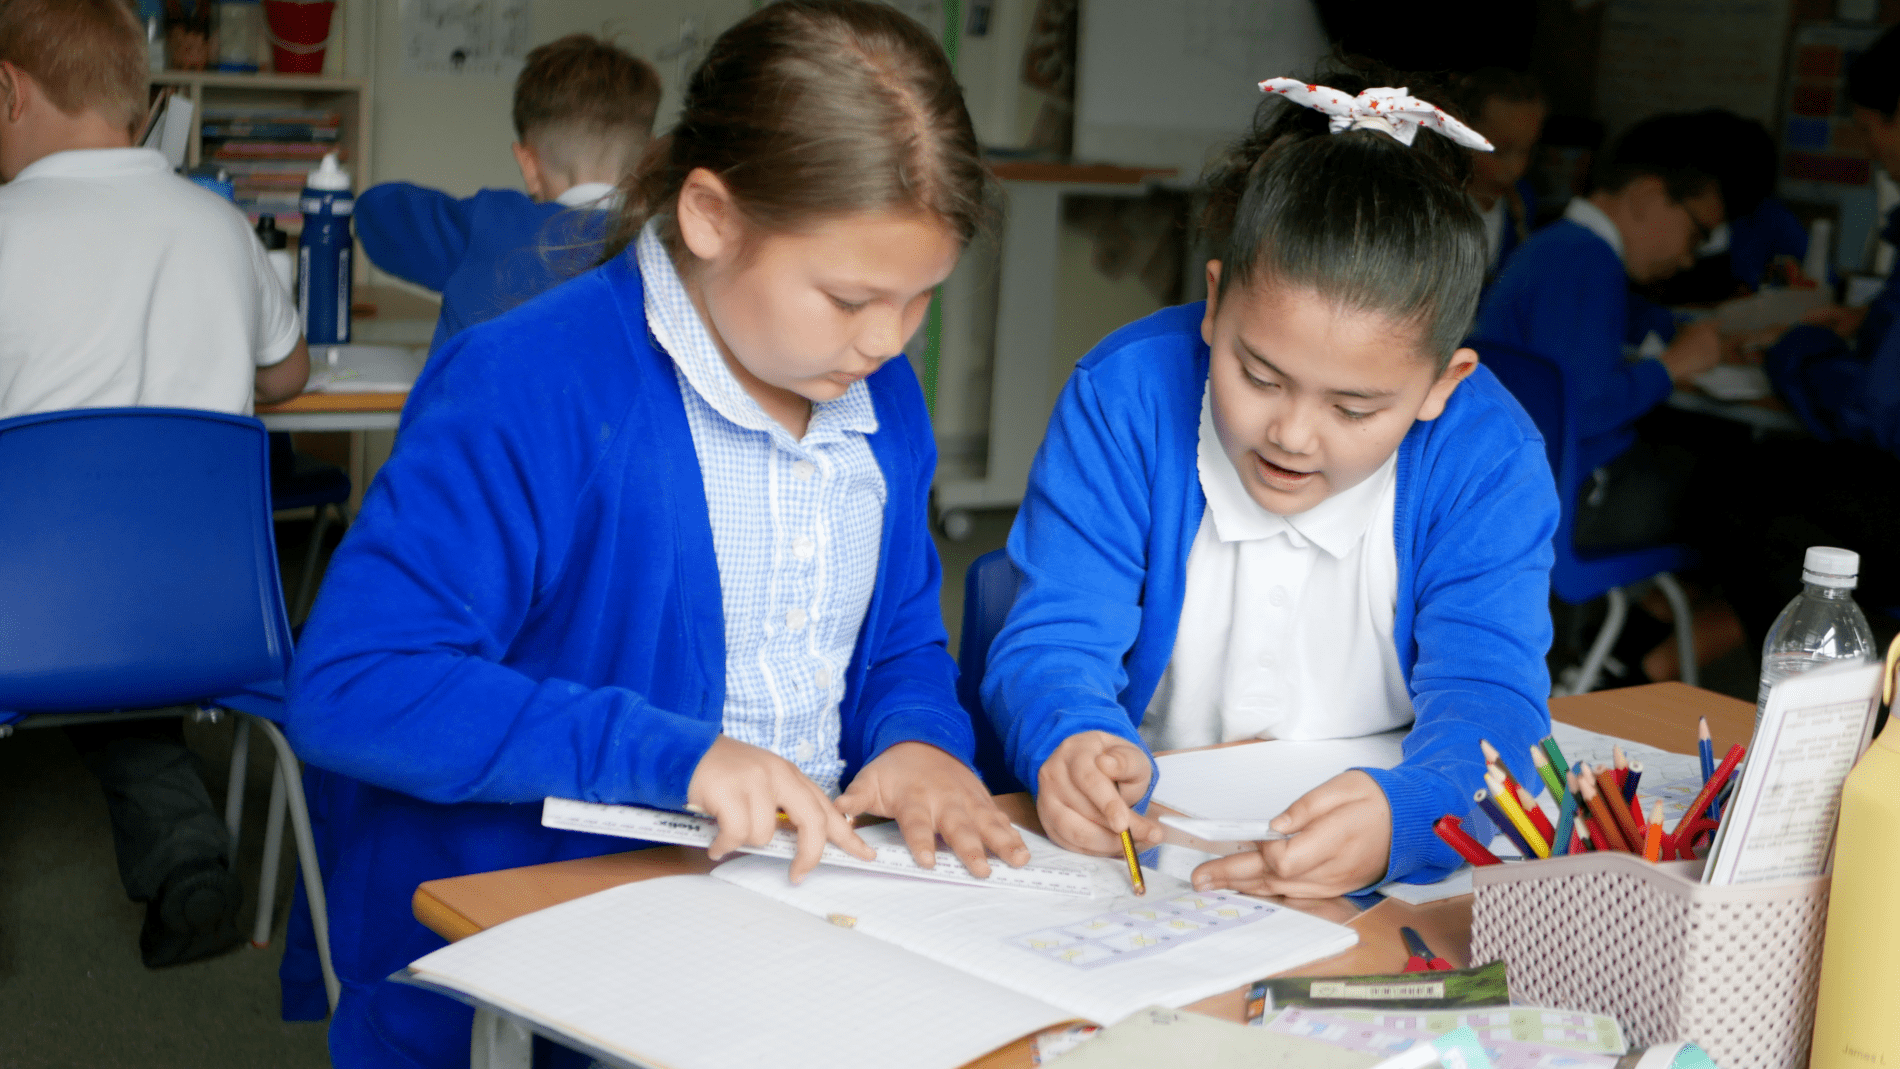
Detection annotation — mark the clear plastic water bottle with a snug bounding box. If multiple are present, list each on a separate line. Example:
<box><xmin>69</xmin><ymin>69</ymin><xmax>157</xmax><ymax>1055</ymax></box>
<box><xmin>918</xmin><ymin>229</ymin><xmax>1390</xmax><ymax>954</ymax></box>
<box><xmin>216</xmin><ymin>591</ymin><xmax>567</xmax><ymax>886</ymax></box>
<box><xmin>1755</xmin><ymin>546</ymin><xmax>1877</xmax><ymax>727</ymax></box>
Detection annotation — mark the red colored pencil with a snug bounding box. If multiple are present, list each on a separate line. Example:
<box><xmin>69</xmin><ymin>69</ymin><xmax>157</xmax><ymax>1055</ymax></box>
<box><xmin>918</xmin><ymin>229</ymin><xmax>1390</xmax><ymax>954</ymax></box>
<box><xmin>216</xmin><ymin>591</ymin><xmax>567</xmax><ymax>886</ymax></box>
<box><xmin>1433</xmin><ymin>815</ymin><xmax>1503</xmax><ymax>867</ymax></box>
<box><xmin>1513</xmin><ymin>782</ymin><xmax>1556</xmax><ymax>842</ymax></box>
<box><xmin>1673</xmin><ymin>744</ymin><xmax>1746</xmax><ymax>842</ymax></box>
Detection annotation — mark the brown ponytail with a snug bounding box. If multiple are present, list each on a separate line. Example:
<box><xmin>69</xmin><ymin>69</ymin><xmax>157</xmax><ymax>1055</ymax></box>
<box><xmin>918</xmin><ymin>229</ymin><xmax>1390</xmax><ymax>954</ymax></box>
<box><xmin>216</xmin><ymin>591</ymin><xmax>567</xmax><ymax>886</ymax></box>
<box><xmin>603</xmin><ymin>0</ymin><xmax>996</xmax><ymax>261</ymax></box>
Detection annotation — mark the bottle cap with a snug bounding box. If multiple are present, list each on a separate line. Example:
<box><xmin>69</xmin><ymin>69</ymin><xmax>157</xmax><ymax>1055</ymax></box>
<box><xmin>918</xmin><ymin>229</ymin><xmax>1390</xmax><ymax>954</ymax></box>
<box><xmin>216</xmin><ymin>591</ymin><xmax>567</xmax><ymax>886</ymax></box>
<box><xmin>305</xmin><ymin>152</ymin><xmax>351</xmax><ymax>191</ymax></box>
<box><xmin>1803</xmin><ymin>546</ymin><xmax>1859</xmax><ymax>588</ymax></box>
<box><xmin>254</xmin><ymin>213</ymin><xmax>287</xmax><ymax>250</ymax></box>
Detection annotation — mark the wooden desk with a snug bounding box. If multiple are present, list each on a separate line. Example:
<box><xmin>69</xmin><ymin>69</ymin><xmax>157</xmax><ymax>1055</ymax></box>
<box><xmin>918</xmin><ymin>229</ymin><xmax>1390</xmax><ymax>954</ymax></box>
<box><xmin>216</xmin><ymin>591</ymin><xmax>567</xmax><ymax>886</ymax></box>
<box><xmin>414</xmin><ymin>682</ymin><xmax>1756</xmax><ymax>1068</ymax></box>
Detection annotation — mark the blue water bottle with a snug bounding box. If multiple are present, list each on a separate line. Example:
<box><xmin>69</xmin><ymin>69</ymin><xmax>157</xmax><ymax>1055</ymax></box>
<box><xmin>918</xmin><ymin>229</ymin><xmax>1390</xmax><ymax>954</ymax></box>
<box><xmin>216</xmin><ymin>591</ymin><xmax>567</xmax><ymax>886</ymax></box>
<box><xmin>299</xmin><ymin>152</ymin><xmax>353</xmax><ymax>344</ymax></box>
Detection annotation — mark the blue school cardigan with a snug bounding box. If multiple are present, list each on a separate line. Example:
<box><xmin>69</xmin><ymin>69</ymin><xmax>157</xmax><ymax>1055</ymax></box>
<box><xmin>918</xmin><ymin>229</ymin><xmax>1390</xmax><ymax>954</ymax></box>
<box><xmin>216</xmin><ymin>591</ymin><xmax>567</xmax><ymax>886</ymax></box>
<box><xmin>1767</xmin><ymin>207</ymin><xmax>1900</xmax><ymax>461</ymax></box>
<box><xmin>1477</xmin><ymin>220</ymin><xmax>1674</xmax><ymax>475</ymax></box>
<box><xmin>286</xmin><ymin>249</ymin><xmax>971</xmax><ymax>1069</ymax></box>
<box><xmin>980</xmin><ymin>303</ymin><xmax>1558</xmax><ymax>886</ymax></box>
<box><xmin>355</xmin><ymin>184</ymin><xmax>608</xmax><ymax>352</ymax></box>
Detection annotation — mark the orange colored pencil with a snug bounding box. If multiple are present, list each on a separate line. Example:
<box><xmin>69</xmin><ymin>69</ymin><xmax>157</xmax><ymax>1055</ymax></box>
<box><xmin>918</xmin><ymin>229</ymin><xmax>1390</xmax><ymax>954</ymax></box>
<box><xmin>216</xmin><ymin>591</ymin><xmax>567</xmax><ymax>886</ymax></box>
<box><xmin>1643</xmin><ymin>798</ymin><xmax>1664</xmax><ymax>861</ymax></box>
<box><xmin>1578</xmin><ymin>768</ymin><xmax>1632</xmax><ymax>852</ymax></box>
<box><xmin>1594</xmin><ymin>765</ymin><xmax>1644</xmax><ymax>850</ymax></box>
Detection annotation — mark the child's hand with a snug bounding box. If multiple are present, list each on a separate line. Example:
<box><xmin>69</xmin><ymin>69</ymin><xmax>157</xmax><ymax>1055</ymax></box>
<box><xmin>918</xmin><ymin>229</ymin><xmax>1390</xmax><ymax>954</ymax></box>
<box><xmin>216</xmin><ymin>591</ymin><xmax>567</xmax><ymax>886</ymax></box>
<box><xmin>686</xmin><ymin>735</ymin><xmax>874</xmax><ymax>882</ymax></box>
<box><xmin>1035</xmin><ymin>731</ymin><xmax>1164</xmax><ymax>857</ymax></box>
<box><xmin>1189</xmin><ymin>770</ymin><xmax>1391</xmax><ymax>899</ymax></box>
<box><xmin>836</xmin><ymin>742</ymin><xmax>1031</xmax><ymax>877</ymax></box>
<box><xmin>1660</xmin><ymin>320</ymin><xmax>1722</xmax><ymax>384</ymax></box>
<box><xmin>1800</xmin><ymin>303</ymin><xmax>1868</xmax><ymax>341</ymax></box>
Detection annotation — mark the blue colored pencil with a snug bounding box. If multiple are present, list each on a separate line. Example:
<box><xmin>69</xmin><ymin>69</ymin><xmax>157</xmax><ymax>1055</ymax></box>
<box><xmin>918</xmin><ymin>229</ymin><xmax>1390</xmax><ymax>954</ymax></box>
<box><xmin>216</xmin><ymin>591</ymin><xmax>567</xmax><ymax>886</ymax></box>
<box><xmin>1698</xmin><ymin>718</ymin><xmax>1721</xmax><ymax>820</ymax></box>
<box><xmin>1476</xmin><ymin>788</ymin><xmax>1536</xmax><ymax>858</ymax></box>
<box><xmin>1551</xmin><ymin>773</ymin><xmax>1580</xmax><ymax>856</ymax></box>
<box><xmin>1621</xmin><ymin>763</ymin><xmax>1643</xmax><ymax>806</ymax></box>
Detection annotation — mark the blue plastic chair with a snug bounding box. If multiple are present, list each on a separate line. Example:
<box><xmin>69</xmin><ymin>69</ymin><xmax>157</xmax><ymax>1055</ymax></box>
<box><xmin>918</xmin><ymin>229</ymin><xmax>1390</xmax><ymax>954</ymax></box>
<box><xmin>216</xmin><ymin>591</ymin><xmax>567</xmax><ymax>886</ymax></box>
<box><xmin>0</xmin><ymin>407</ymin><xmax>338</xmax><ymax>1009</ymax></box>
<box><xmin>957</xmin><ymin>548</ymin><xmax>1028</xmax><ymax>794</ymax></box>
<box><xmin>269</xmin><ymin>432</ymin><xmax>351</xmax><ymax>624</ymax></box>
<box><xmin>1471</xmin><ymin>339</ymin><xmax>1698</xmax><ymax>694</ymax></box>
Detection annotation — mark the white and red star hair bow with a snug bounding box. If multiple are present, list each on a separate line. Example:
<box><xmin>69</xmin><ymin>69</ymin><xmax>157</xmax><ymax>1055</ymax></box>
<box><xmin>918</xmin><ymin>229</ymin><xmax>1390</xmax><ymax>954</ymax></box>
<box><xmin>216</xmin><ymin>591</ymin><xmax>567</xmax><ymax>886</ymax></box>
<box><xmin>1258</xmin><ymin>78</ymin><xmax>1494</xmax><ymax>152</ymax></box>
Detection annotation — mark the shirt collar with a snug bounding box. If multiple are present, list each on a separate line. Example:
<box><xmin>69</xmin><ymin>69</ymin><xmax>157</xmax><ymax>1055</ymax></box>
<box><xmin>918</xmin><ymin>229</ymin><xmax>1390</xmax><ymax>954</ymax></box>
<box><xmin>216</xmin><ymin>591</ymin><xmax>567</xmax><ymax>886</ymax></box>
<box><xmin>1564</xmin><ymin>197</ymin><xmax>1625</xmax><ymax>262</ymax></box>
<box><xmin>636</xmin><ymin>219</ymin><xmax>877</xmax><ymax>443</ymax></box>
<box><xmin>13</xmin><ymin>147</ymin><xmax>170</xmax><ymax>183</ymax></box>
<box><xmin>1195</xmin><ymin>382</ymin><xmax>1395</xmax><ymax>559</ymax></box>
<box><xmin>555</xmin><ymin>182</ymin><xmax>621</xmax><ymax>209</ymax></box>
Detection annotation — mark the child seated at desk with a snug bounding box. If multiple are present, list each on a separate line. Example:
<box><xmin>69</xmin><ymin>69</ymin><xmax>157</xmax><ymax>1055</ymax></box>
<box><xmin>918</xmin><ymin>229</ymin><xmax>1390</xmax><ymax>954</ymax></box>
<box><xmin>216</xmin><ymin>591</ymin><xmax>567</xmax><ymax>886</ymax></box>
<box><xmin>978</xmin><ymin>62</ymin><xmax>1559</xmax><ymax>899</ymax></box>
<box><xmin>1476</xmin><ymin>113</ymin><xmax>1726</xmax><ymax>550</ymax></box>
<box><xmin>354</xmin><ymin>34</ymin><xmax>660</xmax><ymax>352</ymax></box>
<box><xmin>288</xmin><ymin>3</ymin><xmax>1027</xmax><ymax>1065</ymax></box>
<box><xmin>0</xmin><ymin>0</ymin><xmax>308</xmax><ymax>968</ymax></box>
<box><xmin>1456</xmin><ymin>67</ymin><xmax>1546</xmax><ymax>281</ymax></box>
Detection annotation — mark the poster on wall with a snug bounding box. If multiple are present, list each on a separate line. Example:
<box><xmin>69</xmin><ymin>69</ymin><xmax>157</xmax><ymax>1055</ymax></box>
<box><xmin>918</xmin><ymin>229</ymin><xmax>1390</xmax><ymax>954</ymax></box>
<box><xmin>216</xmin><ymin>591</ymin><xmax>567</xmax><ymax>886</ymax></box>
<box><xmin>1595</xmin><ymin>0</ymin><xmax>1790</xmax><ymax>136</ymax></box>
<box><xmin>400</xmin><ymin>0</ymin><xmax>533</xmax><ymax>77</ymax></box>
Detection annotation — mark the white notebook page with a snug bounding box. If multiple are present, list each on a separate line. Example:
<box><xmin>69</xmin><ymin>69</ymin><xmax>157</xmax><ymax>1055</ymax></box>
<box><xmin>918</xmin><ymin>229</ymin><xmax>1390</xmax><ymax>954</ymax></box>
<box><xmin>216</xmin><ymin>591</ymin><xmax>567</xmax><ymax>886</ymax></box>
<box><xmin>405</xmin><ymin>875</ymin><xmax>1072</xmax><ymax>1069</ymax></box>
<box><xmin>715</xmin><ymin>853</ymin><xmax>1358</xmax><ymax>1025</ymax></box>
<box><xmin>1152</xmin><ymin>733</ymin><xmax>1408</xmax><ymax>819</ymax></box>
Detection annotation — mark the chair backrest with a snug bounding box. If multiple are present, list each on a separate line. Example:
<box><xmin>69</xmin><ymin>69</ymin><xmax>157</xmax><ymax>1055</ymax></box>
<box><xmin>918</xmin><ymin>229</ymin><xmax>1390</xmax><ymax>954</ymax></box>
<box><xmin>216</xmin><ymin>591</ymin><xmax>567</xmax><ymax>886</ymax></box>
<box><xmin>956</xmin><ymin>548</ymin><xmax>1026</xmax><ymax>794</ymax></box>
<box><xmin>1470</xmin><ymin>339</ymin><xmax>1690</xmax><ymax>604</ymax></box>
<box><xmin>0</xmin><ymin>408</ymin><xmax>294</xmax><ymax>713</ymax></box>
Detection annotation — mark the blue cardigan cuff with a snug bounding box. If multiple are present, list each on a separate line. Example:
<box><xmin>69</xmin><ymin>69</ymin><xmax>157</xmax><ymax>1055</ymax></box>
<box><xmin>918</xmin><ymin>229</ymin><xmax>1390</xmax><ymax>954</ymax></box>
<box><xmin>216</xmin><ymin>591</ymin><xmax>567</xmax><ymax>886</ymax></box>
<box><xmin>866</xmin><ymin>704</ymin><xmax>979</xmax><ymax>771</ymax></box>
<box><xmin>1360</xmin><ymin>763</ymin><xmax>1466</xmax><ymax>885</ymax></box>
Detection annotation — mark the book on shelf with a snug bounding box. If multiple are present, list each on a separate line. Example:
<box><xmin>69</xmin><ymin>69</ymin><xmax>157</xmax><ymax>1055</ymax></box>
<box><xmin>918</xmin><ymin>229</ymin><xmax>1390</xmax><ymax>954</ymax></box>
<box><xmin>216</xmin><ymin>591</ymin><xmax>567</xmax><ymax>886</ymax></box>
<box><xmin>198</xmin><ymin>105</ymin><xmax>346</xmax><ymax>220</ymax></box>
<box><xmin>202</xmin><ymin>122</ymin><xmax>340</xmax><ymax>141</ymax></box>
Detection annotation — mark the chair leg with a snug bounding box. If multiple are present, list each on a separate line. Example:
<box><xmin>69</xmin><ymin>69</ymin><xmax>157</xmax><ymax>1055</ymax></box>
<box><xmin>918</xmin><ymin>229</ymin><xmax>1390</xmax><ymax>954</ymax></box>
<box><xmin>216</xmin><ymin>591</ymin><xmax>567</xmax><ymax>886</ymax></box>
<box><xmin>251</xmin><ymin>760</ymin><xmax>290</xmax><ymax>948</ymax></box>
<box><xmin>1653</xmin><ymin>572</ymin><xmax>1698</xmax><ymax>689</ymax></box>
<box><xmin>294</xmin><ymin>504</ymin><xmax>334</xmax><ymax>623</ymax></box>
<box><xmin>224</xmin><ymin>717</ymin><xmax>251</xmax><ymax>851</ymax></box>
<box><xmin>1573</xmin><ymin>587</ymin><xmax>1629</xmax><ymax>696</ymax></box>
<box><xmin>250</xmin><ymin>716</ymin><xmax>341</xmax><ymax>1012</ymax></box>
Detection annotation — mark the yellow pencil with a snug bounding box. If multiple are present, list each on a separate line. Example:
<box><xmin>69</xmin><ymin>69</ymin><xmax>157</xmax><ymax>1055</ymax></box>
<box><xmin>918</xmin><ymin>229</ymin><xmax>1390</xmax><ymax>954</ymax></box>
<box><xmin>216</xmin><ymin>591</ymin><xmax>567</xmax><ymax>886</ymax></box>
<box><xmin>1486</xmin><ymin>769</ymin><xmax>1550</xmax><ymax>858</ymax></box>
<box><xmin>1119</xmin><ymin>827</ymin><xmax>1146</xmax><ymax>896</ymax></box>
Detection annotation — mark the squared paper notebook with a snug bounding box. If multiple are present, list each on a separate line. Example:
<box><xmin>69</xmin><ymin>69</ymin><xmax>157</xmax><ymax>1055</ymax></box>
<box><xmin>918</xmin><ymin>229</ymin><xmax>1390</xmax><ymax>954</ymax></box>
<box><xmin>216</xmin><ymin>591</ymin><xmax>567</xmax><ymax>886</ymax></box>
<box><xmin>406</xmin><ymin>848</ymin><xmax>1358</xmax><ymax>1069</ymax></box>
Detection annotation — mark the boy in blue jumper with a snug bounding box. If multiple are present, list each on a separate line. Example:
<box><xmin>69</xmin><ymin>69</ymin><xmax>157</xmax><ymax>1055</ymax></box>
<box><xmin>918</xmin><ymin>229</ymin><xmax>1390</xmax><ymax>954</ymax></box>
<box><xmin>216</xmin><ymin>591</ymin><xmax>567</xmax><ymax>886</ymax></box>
<box><xmin>981</xmin><ymin>65</ymin><xmax>1559</xmax><ymax>899</ymax></box>
<box><xmin>1709</xmin><ymin>27</ymin><xmax>1900</xmax><ymax>645</ymax></box>
<box><xmin>355</xmin><ymin>34</ymin><xmax>660</xmax><ymax>352</ymax></box>
<box><xmin>1477</xmin><ymin>113</ymin><xmax>1725</xmax><ymax>549</ymax></box>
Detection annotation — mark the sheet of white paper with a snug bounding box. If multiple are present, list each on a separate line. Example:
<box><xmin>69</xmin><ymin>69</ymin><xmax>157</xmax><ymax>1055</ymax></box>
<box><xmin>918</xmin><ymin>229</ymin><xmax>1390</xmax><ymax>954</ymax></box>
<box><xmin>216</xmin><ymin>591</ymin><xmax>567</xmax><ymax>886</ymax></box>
<box><xmin>304</xmin><ymin>344</ymin><xmax>426</xmax><ymax>393</ymax></box>
<box><xmin>1693</xmin><ymin>364</ymin><xmax>1772</xmax><ymax>401</ymax></box>
<box><xmin>1153</xmin><ymin>733</ymin><xmax>1408</xmax><ymax>820</ymax></box>
<box><xmin>405</xmin><ymin>876</ymin><xmax>1072</xmax><ymax>1069</ymax></box>
<box><xmin>714</xmin><ymin>837</ymin><xmax>1359</xmax><ymax>1026</ymax></box>
<box><xmin>1548</xmin><ymin>722</ymin><xmax>1708</xmax><ymax>819</ymax></box>
<box><xmin>1376</xmin><ymin>868</ymin><xmax>1474</xmax><ymax>905</ymax></box>
<box><xmin>1705</xmin><ymin>660</ymin><xmax>1881</xmax><ymax>885</ymax></box>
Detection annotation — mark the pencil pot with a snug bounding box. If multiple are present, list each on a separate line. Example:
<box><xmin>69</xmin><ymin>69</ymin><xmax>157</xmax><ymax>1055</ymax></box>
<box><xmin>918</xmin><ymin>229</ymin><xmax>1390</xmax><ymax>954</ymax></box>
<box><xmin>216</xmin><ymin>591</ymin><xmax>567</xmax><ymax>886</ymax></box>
<box><xmin>1470</xmin><ymin>852</ymin><xmax>1830</xmax><ymax>1069</ymax></box>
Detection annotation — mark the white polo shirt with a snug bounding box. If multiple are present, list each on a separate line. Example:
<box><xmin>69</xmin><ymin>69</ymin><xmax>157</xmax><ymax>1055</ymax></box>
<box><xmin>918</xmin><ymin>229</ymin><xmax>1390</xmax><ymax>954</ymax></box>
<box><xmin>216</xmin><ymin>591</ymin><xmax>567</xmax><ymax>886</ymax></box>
<box><xmin>1141</xmin><ymin>385</ymin><xmax>1414</xmax><ymax>752</ymax></box>
<box><xmin>0</xmin><ymin>148</ymin><xmax>300</xmax><ymax>419</ymax></box>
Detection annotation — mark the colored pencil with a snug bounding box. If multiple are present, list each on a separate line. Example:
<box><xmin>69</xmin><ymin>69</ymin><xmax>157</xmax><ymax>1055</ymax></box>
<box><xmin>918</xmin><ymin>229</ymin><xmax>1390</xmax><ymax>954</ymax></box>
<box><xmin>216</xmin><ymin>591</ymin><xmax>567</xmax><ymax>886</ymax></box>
<box><xmin>1541</xmin><ymin>735</ymin><xmax>1570</xmax><ymax>781</ymax></box>
<box><xmin>1480</xmin><ymin>739</ymin><xmax>1528</xmax><ymax>806</ymax></box>
<box><xmin>1622</xmin><ymin>760</ymin><xmax>1643</xmax><ymax>806</ymax></box>
<box><xmin>1700</xmin><ymin>719</ymin><xmax>1721</xmax><ymax>821</ymax></box>
<box><xmin>1595</xmin><ymin>764</ymin><xmax>1645</xmax><ymax>850</ymax></box>
<box><xmin>1118</xmin><ymin>827</ymin><xmax>1145</xmax><ymax>896</ymax></box>
<box><xmin>1476</xmin><ymin>788</ymin><xmax>1536</xmax><ymax>859</ymax></box>
<box><xmin>1576</xmin><ymin>819</ymin><xmax>1597</xmax><ymax>852</ymax></box>
<box><xmin>1629</xmin><ymin>792</ymin><xmax>1646</xmax><ymax>830</ymax></box>
<box><xmin>1531</xmin><ymin>744</ymin><xmax>1566</xmax><ymax>804</ymax></box>
<box><xmin>1673</xmin><ymin>743</ymin><xmax>1746</xmax><ymax>842</ymax></box>
<box><xmin>1487</xmin><ymin>771</ymin><xmax>1550</xmax><ymax>858</ymax></box>
<box><xmin>1578</xmin><ymin>768</ymin><xmax>1632</xmax><ymax>852</ymax></box>
<box><xmin>1551</xmin><ymin>773</ymin><xmax>1580</xmax><ymax>857</ymax></box>
<box><xmin>1513</xmin><ymin>781</ymin><xmax>1556</xmax><ymax>842</ymax></box>
<box><xmin>1433</xmin><ymin>815</ymin><xmax>1503</xmax><ymax>867</ymax></box>
<box><xmin>1643</xmin><ymin>798</ymin><xmax>1664</xmax><ymax>861</ymax></box>
<box><xmin>1613</xmin><ymin>745</ymin><xmax>1629</xmax><ymax>790</ymax></box>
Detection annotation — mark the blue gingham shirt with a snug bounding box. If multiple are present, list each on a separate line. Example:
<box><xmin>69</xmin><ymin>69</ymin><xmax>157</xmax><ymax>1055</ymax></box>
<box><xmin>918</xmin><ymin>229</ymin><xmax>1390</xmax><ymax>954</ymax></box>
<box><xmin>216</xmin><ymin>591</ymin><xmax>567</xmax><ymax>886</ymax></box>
<box><xmin>638</xmin><ymin>222</ymin><xmax>886</xmax><ymax>794</ymax></box>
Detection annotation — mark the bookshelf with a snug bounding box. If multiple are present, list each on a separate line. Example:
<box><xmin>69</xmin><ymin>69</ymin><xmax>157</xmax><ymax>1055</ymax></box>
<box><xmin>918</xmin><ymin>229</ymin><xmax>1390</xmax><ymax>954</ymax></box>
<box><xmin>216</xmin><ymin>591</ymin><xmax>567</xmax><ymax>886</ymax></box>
<box><xmin>149</xmin><ymin>71</ymin><xmax>371</xmax><ymax>222</ymax></box>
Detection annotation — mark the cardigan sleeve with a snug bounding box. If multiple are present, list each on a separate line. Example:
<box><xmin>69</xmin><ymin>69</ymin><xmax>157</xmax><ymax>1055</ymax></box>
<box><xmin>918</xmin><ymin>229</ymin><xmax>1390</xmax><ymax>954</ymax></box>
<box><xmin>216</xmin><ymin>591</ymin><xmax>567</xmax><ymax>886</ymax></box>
<box><xmin>1360</xmin><ymin>424</ymin><xmax>1558</xmax><ymax>884</ymax></box>
<box><xmin>286</xmin><ymin>326</ymin><xmax>721</xmax><ymax>809</ymax></box>
<box><xmin>981</xmin><ymin>364</ymin><xmax>1160</xmax><ymax>800</ymax></box>
<box><xmin>841</xmin><ymin>361</ymin><xmax>978</xmax><ymax>774</ymax></box>
<box><xmin>353</xmin><ymin>182</ymin><xmax>476</xmax><ymax>293</ymax></box>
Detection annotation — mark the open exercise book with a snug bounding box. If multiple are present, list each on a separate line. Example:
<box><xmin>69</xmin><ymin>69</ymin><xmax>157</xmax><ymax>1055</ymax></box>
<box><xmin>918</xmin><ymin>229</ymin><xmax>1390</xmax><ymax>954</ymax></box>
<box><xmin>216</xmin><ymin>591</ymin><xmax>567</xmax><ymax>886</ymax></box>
<box><xmin>403</xmin><ymin>826</ymin><xmax>1359</xmax><ymax>1069</ymax></box>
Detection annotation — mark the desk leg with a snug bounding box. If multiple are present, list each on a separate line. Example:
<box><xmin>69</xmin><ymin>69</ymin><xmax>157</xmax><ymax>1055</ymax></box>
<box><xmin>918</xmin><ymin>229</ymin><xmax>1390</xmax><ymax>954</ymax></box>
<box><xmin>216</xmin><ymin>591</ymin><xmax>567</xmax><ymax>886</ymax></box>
<box><xmin>471</xmin><ymin>1007</ymin><xmax>533</xmax><ymax>1069</ymax></box>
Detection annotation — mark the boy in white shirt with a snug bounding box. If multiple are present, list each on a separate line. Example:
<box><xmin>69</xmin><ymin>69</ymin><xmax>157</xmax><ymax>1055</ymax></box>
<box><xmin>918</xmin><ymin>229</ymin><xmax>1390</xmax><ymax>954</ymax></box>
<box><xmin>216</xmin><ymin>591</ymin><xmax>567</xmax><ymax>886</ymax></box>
<box><xmin>0</xmin><ymin>0</ymin><xmax>309</xmax><ymax>967</ymax></box>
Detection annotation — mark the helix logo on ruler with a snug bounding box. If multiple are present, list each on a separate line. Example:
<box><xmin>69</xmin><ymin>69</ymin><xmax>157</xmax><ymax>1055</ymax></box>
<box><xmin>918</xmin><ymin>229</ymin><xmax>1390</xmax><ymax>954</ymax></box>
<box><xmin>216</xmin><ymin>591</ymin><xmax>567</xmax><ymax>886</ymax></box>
<box><xmin>1011</xmin><ymin>892</ymin><xmax>1277</xmax><ymax>968</ymax></box>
